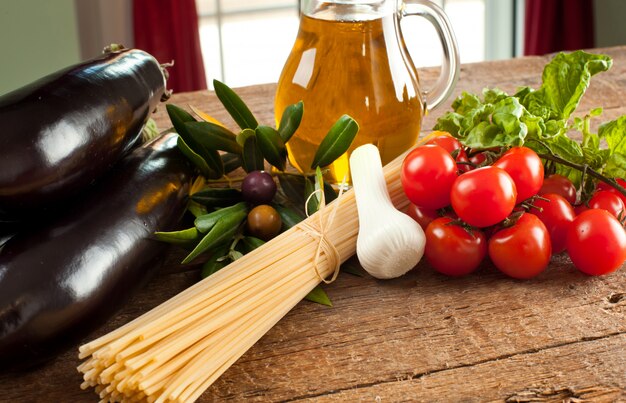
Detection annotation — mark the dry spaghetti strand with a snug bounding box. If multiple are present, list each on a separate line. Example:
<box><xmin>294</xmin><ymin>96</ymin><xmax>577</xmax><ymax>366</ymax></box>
<box><xmin>78</xmin><ymin>146</ymin><xmax>411</xmax><ymax>402</ymax></box>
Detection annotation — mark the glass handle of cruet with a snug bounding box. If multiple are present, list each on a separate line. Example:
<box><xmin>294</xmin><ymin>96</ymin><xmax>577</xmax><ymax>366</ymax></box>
<box><xmin>400</xmin><ymin>0</ymin><xmax>460</xmax><ymax>112</ymax></box>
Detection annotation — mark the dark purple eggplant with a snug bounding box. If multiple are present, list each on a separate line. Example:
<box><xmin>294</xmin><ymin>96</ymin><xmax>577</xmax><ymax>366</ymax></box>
<box><xmin>0</xmin><ymin>133</ymin><xmax>191</xmax><ymax>370</ymax></box>
<box><xmin>0</xmin><ymin>47</ymin><xmax>168</xmax><ymax>218</ymax></box>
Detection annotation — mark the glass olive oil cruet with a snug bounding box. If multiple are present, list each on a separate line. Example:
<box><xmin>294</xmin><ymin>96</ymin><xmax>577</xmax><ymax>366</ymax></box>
<box><xmin>275</xmin><ymin>0</ymin><xmax>460</xmax><ymax>182</ymax></box>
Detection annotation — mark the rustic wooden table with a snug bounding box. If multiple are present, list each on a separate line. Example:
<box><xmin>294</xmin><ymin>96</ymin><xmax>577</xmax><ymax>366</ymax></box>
<box><xmin>1</xmin><ymin>47</ymin><xmax>625</xmax><ymax>402</ymax></box>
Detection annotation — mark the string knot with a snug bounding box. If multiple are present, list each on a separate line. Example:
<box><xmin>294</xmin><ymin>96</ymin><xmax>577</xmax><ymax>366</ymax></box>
<box><xmin>297</xmin><ymin>178</ymin><xmax>347</xmax><ymax>284</ymax></box>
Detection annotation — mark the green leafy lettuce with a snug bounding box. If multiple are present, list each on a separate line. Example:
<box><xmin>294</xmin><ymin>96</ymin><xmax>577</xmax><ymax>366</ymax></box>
<box><xmin>434</xmin><ymin>50</ymin><xmax>624</xmax><ymax>187</ymax></box>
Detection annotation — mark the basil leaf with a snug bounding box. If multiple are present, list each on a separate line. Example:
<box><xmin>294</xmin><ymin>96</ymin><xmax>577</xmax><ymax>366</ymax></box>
<box><xmin>278</xmin><ymin>101</ymin><xmax>303</xmax><ymax>143</ymax></box>
<box><xmin>520</xmin><ymin>51</ymin><xmax>612</xmax><ymax>120</ymax></box>
<box><xmin>185</xmin><ymin>121</ymin><xmax>242</xmax><ymax>154</ymax></box>
<box><xmin>213</xmin><ymin>79</ymin><xmax>258</xmax><ymax>130</ymax></box>
<box><xmin>604</xmin><ymin>153</ymin><xmax>626</xmax><ymax>179</ymax></box>
<box><xmin>256</xmin><ymin>125</ymin><xmax>287</xmax><ymax>171</ymax></box>
<box><xmin>305</xmin><ymin>286</ymin><xmax>332</xmax><ymax>307</ymax></box>
<box><xmin>311</xmin><ymin>115</ymin><xmax>359</xmax><ymax>169</ymax></box>
<box><xmin>599</xmin><ymin>116</ymin><xmax>626</xmax><ymax>155</ymax></box>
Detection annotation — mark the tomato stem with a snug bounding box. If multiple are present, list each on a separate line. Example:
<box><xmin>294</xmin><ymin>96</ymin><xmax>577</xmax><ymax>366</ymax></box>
<box><xmin>536</xmin><ymin>152</ymin><xmax>626</xmax><ymax>199</ymax></box>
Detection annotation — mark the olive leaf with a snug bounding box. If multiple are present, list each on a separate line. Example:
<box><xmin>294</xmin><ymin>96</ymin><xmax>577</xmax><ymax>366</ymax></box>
<box><xmin>272</xmin><ymin>204</ymin><xmax>305</xmax><ymax>230</ymax></box>
<box><xmin>341</xmin><ymin>260</ymin><xmax>365</xmax><ymax>277</ymax></box>
<box><xmin>314</xmin><ymin>167</ymin><xmax>325</xmax><ymax>203</ymax></box>
<box><xmin>221</xmin><ymin>152</ymin><xmax>242</xmax><ymax>174</ymax></box>
<box><xmin>194</xmin><ymin>202</ymin><xmax>248</xmax><ymax>233</ymax></box>
<box><xmin>241</xmin><ymin>236</ymin><xmax>265</xmax><ymax>253</ymax></box>
<box><xmin>236</xmin><ymin>128</ymin><xmax>256</xmax><ymax>147</ymax></box>
<box><xmin>185</xmin><ymin>121</ymin><xmax>243</xmax><ymax>154</ymax></box>
<box><xmin>154</xmin><ymin>227</ymin><xmax>201</xmax><ymax>245</ymax></box>
<box><xmin>187</xmin><ymin>201</ymin><xmax>208</xmax><ymax>218</ymax></box>
<box><xmin>305</xmin><ymin>286</ymin><xmax>332</xmax><ymax>306</ymax></box>
<box><xmin>256</xmin><ymin>125</ymin><xmax>287</xmax><ymax>171</ymax></box>
<box><xmin>200</xmin><ymin>243</ymin><xmax>231</xmax><ymax>278</ymax></box>
<box><xmin>323</xmin><ymin>181</ymin><xmax>338</xmax><ymax>204</ymax></box>
<box><xmin>182</xmin><ymin>208</ymin><xmax>248</xmax><ymax>264</ymax></box>
<box><xmin>189</xmin><ymin>104</ymin><xmax>227</xmax><ymax>127</ymax></box>
<box><xmin>166</xmin><ymin>104</ymin><xmax>198</xmax><ymax>147</ymax></box>
<box><xmin>213</xmin><ymin>79</ymin><xmax>258</xmax><ymax>130</ymax></box>
<box><xmin>167</xmin><ymin>104</ymin><xmax>223</xmax><ymax>177</ymax></box>
<box><xmin>304</xmin><ymin>176</ymin><xmax>319</xmax><ymax>214</ymax></box>
<box><xmin>277</xmin><ymin>174</ymin><xmax>307</xmax><ymax>212</ymax></box>
<box><xmin>203</xmin><ymin>149</ymin><xmax>224</xmax><ymax>179</ymax></box>
<box><xmin>176</xmin><ymin>136</ymin><xmax>215</xmax><ymax>178</ymax></box>
<box><xmin>311</xmin><ymin>115</ymin><xmax>359</xmax><ymax>169</ymax></box>
<box><xmin>278</xmin><ymin>101</ymin><xmax>303</xmax><ymax>143</ymax></box>
<box><xmin>242</xmin><ymin>135</ymin><xmax>265</xmax><ymax>172</ymax></box>
<box><xmin>201</xmin><ymin>258</ymin><xmax>228</xmax><ymax>278</ymax></box>
<box><xmin>191</xmin><ymin>188</ymin><xmax>242</xmax><ymax>207</ymax></box>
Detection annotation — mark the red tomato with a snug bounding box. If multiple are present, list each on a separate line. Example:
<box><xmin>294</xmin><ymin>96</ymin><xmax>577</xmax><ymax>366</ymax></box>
<box><xmin>425</xmin><ymin>217</ymin><xmax>487</xmax><ymax>276</ymax></box>
<box><xmin>467</xmin><ymin>147</ymin><xmax>502</xmax><ymax>167</ymax></box>
<box><xmin>425</xmin><ymin>134</ymin><xmax>461</xmax><ymax>154</ymax></box>
<box><xmin>596</xmin><ymin>178</ymin><xmax>626</xmax><ymax>206</ymax></box>
<box><xmin>566</xmin><ymin>209</ymin><xmax>626</xmax><ymax>275</ymax></box>
<box><xmin>401</xmin><ymin>145</ymin><xmax>457</xmax><ymax>209</ymax></box>
<box><xmin>588</xmin><ymin>190</ymin><xmax>625</xmax><ymax>218</ymax></box>
<box><xmin>450</xmin><ymin>166</ymin><xmax>517</xmax><ymax>228</ymax></box>
<box><xmin>574</xmin><ymin>203</ymin><xmax>589</xmax><ymax>216</ymax></box>
<box><xmin>488</xmin><ymin>213</ymin><xmax>552</xmax><ymax>279</ymax></box>
<box><xmin>539</xmin><ymin>174</ymin><xmax>577</xmax><ymax>205</ymax></box>
<box><xmin>493</xmin><ymin>146</ymin><xmax>544</xmax><ymax>203</ymax></box>
<box><xmin>425</xmin><ymin>134</ymin><xmax>470</xmax><ymax>172</ymax></box>
<box><xmin>469</xmin><ymin>151</ymin><xmax>487</xmax><ymax>166</ymax></box>
<box><xmin>533</xmin><ymin>193</ymin><xmax>575</xmax><ymax>253</ymax></box>
<box><xmin>406</xmin><ymin>203</ymin><xmax>439</xmax><ymax>230</ymax></box>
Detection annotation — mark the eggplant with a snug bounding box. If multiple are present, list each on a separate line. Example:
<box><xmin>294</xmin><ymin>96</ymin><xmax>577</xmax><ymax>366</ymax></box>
<box><xmin>0</xmin><ymin>133</ymin><xmax>191</xmax><ymax>370</ymax></box>
<box><xmin>0</xmin><ymin>47</ymin><xmax>168</xmax><ymax>218</ymax></box>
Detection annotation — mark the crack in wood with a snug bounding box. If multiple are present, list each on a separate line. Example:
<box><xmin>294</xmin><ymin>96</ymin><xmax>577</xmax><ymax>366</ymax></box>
<box><xmin>281</xmin><ymin>332</ymin><xmax>626</xmax><ymax>402</ymax></box>
<box><xmin>505</xmin><ymin>385</ymin><xmax>624</xmax><ymax>402</ymax></box>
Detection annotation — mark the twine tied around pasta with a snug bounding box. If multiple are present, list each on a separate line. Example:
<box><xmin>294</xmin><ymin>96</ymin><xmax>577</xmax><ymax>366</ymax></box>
<box><xmin>298</xmin><ymin>178</ymin><xmax>348</xmax><ymax>284</ymax></box>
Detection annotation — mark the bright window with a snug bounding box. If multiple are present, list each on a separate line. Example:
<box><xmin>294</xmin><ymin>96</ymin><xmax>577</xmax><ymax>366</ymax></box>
<box><xmin>196</xmin><ymin>0</ymin><xmax>519</xmax><ymax>88</ymax></box>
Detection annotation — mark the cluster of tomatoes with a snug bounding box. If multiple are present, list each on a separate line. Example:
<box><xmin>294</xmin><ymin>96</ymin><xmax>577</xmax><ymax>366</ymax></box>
<box><xmin>400</xmin><ymin>133</ymin><xmax>626</xmax><ymax>279</ymax></box>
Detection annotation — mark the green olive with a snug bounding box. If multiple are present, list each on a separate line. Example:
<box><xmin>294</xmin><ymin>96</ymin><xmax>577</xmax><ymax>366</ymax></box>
<box><xmin>246</xmin><ymin>205</ymin><xmax>282</xmax><ymax>241</ymax></box>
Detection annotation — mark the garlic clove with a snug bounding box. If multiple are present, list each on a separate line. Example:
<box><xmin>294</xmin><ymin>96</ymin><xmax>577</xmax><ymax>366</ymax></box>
<box><xmin>350</xmin><ymin>144</ymin><xmax>425</xmax><ymax>279</ymax></box>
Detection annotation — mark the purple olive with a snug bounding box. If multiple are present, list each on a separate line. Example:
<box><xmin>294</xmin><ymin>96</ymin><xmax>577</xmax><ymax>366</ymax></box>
<box><xmin>241</xmin><ymin>171</ymin><xmax>277</xmax><ymax>205</ymax></box>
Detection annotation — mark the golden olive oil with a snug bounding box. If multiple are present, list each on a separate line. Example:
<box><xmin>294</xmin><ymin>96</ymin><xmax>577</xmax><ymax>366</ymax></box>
<box><xmin>275</xmin><ymin>13</ymin><xmax>424</xmax><ymax>182</ymax></box>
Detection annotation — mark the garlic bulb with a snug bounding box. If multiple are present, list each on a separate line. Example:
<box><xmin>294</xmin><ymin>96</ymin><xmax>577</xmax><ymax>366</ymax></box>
<box><xmin>350</xmin><ymin>144</ymin><xmax>425</xmax><ymax>279</ymax></box>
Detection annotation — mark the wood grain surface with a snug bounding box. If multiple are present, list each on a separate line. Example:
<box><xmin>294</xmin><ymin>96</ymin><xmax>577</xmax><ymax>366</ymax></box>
<box><xmin>1</xmin><ymin>47</ymin><xmax>625</xmax><ymax>402</ymax></box>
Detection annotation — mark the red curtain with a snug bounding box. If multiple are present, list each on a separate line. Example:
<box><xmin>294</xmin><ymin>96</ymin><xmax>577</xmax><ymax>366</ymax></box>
<box><xmin>133</xmin><ymin>0</ymin><xmax>207</xmax><ymax>92</ymax></box>
<box><xmin>524</xmin><ymin>0</ymin><xmax>595</xmax><ymax>56</ymax></box>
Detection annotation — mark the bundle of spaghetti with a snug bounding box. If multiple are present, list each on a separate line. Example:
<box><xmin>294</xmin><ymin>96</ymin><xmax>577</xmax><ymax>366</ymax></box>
<box><xmin>78</xmin><ymin>148</ymin><xmax>412</xmax><ymax>403</ymax></box>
